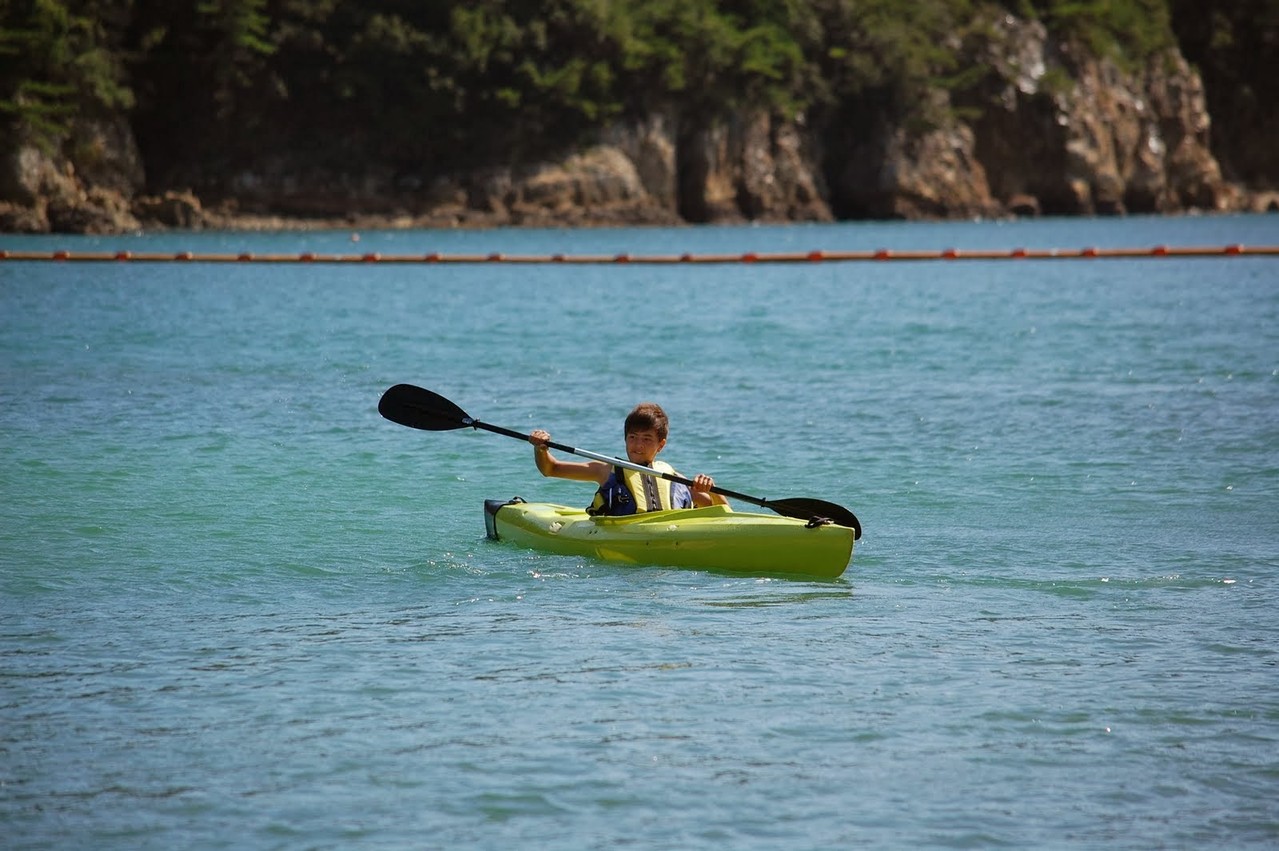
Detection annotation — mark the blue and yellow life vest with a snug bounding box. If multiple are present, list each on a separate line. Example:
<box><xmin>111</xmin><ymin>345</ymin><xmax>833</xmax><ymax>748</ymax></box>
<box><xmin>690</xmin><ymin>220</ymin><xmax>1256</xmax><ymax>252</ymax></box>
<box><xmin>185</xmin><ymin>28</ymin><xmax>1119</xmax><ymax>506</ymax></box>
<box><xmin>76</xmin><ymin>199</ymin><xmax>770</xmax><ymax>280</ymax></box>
<box><xmin>587</xmin><ymin>461</ymin><xmax>693</xmax><ymax>516</ymax></box>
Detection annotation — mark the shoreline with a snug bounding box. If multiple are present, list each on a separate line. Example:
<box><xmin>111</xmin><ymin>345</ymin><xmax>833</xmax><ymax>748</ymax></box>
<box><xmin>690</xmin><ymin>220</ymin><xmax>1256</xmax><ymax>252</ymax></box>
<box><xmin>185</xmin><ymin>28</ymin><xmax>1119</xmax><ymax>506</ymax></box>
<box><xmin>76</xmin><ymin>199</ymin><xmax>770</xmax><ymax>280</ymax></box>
<box><xmin>3</xmin><ymin>183</ymin><xmax>1275</xmax><ymax>239</ymax></box>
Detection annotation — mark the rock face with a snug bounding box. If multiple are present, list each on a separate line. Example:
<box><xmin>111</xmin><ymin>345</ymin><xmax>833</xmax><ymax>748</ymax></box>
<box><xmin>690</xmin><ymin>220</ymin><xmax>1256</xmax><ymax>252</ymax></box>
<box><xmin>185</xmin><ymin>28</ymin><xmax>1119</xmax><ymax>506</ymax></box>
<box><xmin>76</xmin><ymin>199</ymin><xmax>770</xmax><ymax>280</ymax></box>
<box><xmin>0</xmin><ymin>15</ymin><xmax>1261</xmax><ymax>233</ymax></box>
<box><xmin>962</xmin><ymin>14</ymin><xmax>1230</xmax><ymax>216</ymax></box>
<box><xmin>0</xmin><ymin>116</ymin><xmax>145</xmax><ymax>233</ymax></box>
<box><xmin>826</xmin><ymin>106</ymin><xmax>1001</xmax><ymax>220</ymax></box>
<box><xmin>676</xmin><ymin>112</ymin><xmax>832</xmax><ymax>224</ymax></box>
<box><xmin>480</xmin><ymin>143</ymin><xmax>679</xmax><ymax>227</ymax></box>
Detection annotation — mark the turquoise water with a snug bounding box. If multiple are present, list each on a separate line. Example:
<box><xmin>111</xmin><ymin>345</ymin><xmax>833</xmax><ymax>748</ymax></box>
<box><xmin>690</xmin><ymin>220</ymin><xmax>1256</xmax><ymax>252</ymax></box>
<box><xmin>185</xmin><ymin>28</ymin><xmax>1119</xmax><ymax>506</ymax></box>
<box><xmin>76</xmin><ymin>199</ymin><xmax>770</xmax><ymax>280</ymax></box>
<box><xmin>3</xmin><ymin>215</ymin><xmax>1278</xmax><ymax>848</ymax></box>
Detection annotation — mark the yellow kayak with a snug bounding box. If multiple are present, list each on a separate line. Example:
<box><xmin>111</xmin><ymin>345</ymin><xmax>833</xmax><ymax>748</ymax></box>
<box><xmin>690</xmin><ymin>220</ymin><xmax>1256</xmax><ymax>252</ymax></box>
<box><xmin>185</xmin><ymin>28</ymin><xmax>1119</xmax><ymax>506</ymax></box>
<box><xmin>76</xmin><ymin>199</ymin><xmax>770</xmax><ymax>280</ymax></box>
<box><xmin>484</xmin><ymin>498</ymin><xmax>853</xmax><ymax>578</ymax></box>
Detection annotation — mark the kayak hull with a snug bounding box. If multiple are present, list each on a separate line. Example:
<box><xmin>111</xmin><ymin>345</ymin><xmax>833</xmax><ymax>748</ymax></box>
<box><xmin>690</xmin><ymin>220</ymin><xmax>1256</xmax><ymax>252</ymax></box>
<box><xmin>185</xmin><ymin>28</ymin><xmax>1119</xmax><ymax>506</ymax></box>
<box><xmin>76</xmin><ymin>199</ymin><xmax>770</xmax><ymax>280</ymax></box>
<box><xmin>484</xmin><ymin>499</ymin><xmax>853</xmax><ymax>578</ymax></box>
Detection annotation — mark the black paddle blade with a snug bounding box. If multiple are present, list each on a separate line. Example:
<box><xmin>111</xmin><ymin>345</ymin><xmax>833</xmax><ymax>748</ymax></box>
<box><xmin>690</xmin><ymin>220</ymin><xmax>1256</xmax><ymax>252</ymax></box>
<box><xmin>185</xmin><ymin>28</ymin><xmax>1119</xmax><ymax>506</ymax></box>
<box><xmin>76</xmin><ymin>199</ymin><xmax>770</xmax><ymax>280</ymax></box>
<box><xmin>378</xmin><ymin>384</ymin><xmax>472</xmax><ymax>431</ymax></box>
<box><xmin>765</xmin><ymin>497</ymin><xmax>862</xmax><ymax>540</ymax></box>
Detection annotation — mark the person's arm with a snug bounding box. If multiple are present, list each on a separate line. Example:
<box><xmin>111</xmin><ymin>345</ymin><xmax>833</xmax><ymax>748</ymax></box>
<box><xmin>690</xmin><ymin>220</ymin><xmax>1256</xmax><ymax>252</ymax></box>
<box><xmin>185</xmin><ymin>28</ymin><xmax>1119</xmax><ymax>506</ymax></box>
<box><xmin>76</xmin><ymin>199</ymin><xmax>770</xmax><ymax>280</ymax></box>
<box><xmin>689</xmin><ymin>473</ymin><xmax>729</xmax><ymax>507</ymax></box>
<box><xmin>529</xmin><ymin>430</ymin><xmax>612</xmax><ymax>483</ymax></box>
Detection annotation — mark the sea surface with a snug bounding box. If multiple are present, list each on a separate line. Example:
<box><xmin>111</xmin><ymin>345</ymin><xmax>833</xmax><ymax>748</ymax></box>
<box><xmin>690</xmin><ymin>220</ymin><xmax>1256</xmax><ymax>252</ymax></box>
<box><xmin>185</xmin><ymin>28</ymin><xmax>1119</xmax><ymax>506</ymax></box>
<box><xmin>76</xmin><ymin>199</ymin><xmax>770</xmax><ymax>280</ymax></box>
<box><xmin>2</xmin><ymin>215</ymin><xmax>1278</xmax><ymax>849</ymax></box>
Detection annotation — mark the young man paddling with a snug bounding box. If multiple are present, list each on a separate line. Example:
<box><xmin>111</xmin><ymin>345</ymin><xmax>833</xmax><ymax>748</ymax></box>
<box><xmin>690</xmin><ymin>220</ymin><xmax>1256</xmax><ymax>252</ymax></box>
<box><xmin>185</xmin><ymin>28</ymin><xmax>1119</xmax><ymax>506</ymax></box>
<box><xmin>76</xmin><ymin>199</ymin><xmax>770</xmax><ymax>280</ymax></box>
<box><xmin>529</xmin><ymin>402</ymin><xmax>728</xmax><ymax>516</ymax></box>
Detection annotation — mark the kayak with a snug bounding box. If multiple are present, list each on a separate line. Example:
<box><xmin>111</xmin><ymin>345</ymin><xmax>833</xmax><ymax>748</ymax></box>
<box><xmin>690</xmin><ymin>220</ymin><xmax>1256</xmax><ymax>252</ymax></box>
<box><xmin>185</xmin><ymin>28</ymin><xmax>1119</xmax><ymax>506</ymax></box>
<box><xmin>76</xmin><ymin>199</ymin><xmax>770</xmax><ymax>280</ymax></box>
<box><xmin>484</xmin><ymin>498</ymin><xmax>854</xmax><ymax>578</ymax></box>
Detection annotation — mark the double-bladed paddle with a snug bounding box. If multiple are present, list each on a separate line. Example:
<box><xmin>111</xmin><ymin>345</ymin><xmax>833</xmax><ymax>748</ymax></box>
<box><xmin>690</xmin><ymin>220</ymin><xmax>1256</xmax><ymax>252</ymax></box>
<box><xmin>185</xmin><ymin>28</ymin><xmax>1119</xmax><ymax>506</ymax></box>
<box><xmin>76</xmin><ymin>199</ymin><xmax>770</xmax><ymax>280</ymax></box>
<box><xmin>378</xmin><ymin>383</ymin><xmax>862</xmax><ymax>539</ymax></box>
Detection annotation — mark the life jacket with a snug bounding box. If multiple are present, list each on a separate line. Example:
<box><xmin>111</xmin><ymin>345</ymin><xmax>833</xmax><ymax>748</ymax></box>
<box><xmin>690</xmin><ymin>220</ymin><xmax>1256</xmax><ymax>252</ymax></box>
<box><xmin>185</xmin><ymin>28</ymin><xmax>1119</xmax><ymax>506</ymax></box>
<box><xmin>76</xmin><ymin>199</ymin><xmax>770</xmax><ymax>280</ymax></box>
<box><xmin>587</xmin><ymin>460</ymin><xmax>693</xmax><ymax>516</ymax></box>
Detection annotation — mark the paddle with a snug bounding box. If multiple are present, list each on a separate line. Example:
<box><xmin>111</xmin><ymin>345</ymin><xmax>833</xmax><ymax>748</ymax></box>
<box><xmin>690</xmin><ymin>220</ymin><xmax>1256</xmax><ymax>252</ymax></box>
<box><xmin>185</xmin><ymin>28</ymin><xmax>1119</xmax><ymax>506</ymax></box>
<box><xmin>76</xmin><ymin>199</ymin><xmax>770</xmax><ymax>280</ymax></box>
<box><xmin>378</xmin><ymin>383</ymin><xmax>862</xmax><ymax>539</ymax></box>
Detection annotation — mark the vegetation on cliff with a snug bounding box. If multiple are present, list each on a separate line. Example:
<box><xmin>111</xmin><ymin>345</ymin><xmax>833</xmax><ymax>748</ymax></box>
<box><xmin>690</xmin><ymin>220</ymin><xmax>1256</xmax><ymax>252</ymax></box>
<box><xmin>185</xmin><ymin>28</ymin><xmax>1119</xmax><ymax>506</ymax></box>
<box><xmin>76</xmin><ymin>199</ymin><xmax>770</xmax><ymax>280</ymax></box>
<box><xmin>1168</xmin><ymin>0</ymin><xmax>1279</xmax><ymax>187</ymax></box>
<box><xmin>1</xmin><ymin>0</ymin><xmax>1274</xmax><ymax>225</ymax></box>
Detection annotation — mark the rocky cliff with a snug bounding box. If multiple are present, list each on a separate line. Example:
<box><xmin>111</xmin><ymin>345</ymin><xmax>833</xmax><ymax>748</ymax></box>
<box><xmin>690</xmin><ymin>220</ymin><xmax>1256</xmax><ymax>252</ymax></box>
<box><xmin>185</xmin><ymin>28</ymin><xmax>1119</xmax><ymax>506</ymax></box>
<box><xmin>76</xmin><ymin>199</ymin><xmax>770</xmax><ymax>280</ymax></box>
<box><xmin>0</xmin><ymin>13</ymin><xmax>1271</xmax><ymax>235</ymax></box>
<box><xmin>961</xmin><ymin>15</ymin><xmax>1235</xmax><ymax>216</ymax></box>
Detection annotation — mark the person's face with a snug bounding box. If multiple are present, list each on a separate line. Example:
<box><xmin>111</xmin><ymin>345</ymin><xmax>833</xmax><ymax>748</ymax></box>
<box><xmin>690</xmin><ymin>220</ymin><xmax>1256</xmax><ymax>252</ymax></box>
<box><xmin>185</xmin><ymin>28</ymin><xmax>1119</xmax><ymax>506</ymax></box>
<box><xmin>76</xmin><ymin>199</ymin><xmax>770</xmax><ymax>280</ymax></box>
<box><xmin>625</xmin><ymin>429</ymin><xmax>666</xmax><ymax>464</ymax></box>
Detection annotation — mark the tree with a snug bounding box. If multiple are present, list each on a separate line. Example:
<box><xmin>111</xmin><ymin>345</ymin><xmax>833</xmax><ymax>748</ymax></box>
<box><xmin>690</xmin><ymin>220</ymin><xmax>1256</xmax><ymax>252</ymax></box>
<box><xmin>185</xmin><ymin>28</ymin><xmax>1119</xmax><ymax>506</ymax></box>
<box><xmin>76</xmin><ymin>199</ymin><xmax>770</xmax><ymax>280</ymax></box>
<box><xmin>0</xmin><ymin>0</ymin><xmax>134</xmax><ymax>148</ymax></box>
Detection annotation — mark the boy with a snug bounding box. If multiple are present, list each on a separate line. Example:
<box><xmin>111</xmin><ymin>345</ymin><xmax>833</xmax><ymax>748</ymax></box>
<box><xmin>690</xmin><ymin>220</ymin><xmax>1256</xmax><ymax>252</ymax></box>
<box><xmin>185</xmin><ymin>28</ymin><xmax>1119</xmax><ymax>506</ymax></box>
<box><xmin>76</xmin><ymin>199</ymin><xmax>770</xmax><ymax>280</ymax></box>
<box><xmin>529</xmin><ymin>402</ymin><xmax>728</xmax><ymax>516</ymax></box>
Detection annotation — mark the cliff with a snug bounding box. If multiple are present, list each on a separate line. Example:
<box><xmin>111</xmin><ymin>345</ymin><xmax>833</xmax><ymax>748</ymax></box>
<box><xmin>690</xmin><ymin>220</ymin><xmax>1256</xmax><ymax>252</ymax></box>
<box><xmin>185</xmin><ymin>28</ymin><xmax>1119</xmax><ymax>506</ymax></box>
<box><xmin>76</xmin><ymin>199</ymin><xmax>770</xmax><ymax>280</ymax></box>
<box><xmin>1</xmin><ymin>12</ymin><xmax>1273</xmax><ymax>234</ymax></box>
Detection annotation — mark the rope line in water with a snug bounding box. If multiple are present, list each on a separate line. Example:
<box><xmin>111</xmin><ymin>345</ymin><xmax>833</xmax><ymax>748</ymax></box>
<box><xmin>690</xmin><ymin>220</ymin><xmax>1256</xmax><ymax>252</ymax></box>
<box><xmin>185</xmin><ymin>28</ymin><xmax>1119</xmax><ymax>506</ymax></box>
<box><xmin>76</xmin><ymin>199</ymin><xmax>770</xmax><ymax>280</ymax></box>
<box><xmin>1</xmin><ymin>245</ymin><xmax>1276</xmax><ymax>264</ymax></box>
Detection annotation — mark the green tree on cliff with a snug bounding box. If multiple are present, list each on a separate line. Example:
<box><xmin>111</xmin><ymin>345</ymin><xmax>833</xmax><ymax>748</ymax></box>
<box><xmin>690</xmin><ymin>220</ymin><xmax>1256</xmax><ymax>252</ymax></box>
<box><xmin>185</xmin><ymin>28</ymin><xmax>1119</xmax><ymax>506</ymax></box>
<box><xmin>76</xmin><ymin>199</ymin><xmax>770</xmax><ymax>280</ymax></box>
<box><xmin>0</xmin><ymin>0</ymin><xmax>133</xmax><ymax>147</ymax></box>
<box><xmin>1</xmin><ymin>0</ymin><xmax>1274</xmax><ymax>197</ymax></box>
<box><xmin>1169</xmin><ymin>0</ymin><xmax>1279</xmax><ymax>185</ymax></box>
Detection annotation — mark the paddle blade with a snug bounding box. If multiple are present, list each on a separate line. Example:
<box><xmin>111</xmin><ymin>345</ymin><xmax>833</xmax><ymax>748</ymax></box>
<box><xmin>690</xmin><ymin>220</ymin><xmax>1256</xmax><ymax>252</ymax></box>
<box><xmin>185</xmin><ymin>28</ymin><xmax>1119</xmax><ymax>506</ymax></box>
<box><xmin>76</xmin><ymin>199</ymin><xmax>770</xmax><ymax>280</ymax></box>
<box><xmin>765</xmin><ymin>497</ymin><xmax>862</xmax><ymax>539</ymax></box>
<box><xmin>378</xmin><ymin>384</ymin><xmax>472</xmax><ymax>431</ymax></box>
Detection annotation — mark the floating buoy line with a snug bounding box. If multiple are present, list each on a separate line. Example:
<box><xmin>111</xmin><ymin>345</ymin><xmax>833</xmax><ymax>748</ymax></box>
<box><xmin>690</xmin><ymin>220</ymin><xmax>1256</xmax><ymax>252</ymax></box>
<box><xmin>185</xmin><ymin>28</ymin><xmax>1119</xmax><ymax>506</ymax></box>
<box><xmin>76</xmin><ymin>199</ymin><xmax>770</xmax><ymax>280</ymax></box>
<box><xmin>1</xmin><ymin>245</ymin><xmax>1276</xmax><ymax>264</ymax></box>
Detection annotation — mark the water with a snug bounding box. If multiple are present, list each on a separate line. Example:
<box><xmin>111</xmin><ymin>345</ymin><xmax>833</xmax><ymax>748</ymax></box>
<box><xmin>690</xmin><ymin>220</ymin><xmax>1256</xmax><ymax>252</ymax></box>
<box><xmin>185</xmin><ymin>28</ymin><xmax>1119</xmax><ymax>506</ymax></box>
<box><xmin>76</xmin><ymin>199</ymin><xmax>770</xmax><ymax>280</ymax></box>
<box><xmin>3</xmin><ymin>215</ymin><xmax>1278</xmax><ymax>848</ymax></box>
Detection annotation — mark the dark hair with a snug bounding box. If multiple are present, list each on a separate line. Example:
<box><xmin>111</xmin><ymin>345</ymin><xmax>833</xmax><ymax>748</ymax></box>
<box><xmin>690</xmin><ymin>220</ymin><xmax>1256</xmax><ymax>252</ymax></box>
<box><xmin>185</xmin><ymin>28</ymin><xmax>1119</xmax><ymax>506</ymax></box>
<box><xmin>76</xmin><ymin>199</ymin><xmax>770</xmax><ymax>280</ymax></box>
<box><xmin>625</xmin><ymin>402</ymin><xmax>669</xmax><ymax>440</ymax></box>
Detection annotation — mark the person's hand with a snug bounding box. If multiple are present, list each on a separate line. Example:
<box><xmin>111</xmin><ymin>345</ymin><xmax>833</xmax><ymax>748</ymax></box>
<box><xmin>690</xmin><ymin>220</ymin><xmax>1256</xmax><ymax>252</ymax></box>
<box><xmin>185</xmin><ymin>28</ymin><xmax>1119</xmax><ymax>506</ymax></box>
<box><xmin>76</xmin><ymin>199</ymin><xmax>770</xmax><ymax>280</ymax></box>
<box><xmin>691</xmin><ymin>473</ymin><xmax>715</xmax><ymax>492</ymax></box>
<box><xmin>530</xmin><ymin>429</ymin><xmax>551</xmax><ymax>449</ymax></box>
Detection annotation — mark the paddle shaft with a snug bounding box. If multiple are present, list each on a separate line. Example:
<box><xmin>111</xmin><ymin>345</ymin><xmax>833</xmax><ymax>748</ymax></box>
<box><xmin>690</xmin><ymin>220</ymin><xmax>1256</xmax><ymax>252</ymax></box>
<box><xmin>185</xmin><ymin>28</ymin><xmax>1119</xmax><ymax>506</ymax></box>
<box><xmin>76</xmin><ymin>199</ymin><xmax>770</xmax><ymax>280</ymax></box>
<box><xmin>463</xmin><ymin>417</ymin><xmax>764</xmax><ymax>506</ymax></box>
